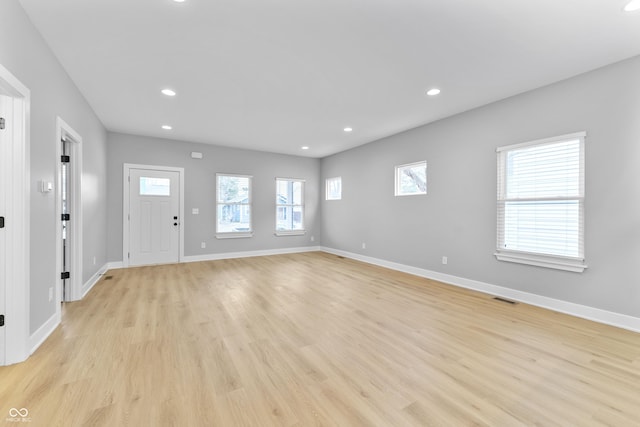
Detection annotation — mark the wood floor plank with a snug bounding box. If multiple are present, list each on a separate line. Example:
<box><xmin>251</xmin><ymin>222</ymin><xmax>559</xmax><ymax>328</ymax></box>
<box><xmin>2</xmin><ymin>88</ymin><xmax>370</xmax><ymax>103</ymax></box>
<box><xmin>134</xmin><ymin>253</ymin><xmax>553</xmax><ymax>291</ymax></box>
<box><xmin>1</xmin><ymin>251</ymin><xmax>639</xmax><ymax>426</ymax></box>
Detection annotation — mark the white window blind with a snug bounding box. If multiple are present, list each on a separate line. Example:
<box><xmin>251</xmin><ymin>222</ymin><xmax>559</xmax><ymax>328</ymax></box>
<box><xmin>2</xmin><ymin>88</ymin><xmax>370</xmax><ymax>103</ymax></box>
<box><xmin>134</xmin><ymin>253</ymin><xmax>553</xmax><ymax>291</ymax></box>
<box><xmin>496</xmin><ymin>132</ymin><xmax>586</xmax><ymax>272</ymax></box>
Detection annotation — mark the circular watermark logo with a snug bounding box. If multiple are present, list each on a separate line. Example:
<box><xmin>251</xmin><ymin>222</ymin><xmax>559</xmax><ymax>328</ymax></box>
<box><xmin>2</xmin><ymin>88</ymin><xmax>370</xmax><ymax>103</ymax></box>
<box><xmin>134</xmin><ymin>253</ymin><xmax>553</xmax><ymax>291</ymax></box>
<box><xmin>6</xmin><ymin>408</ymin><xmax>31</xmax><ymax>423</ymax></box>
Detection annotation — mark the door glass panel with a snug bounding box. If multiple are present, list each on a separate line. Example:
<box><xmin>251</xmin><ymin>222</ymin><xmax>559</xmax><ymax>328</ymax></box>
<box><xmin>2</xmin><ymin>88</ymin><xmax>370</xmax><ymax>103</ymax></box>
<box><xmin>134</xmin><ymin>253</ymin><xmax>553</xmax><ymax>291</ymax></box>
<box><xmin>140</xmin><ymin>177</ymin><xmax>170</xmax><ymax>196</ymax></box>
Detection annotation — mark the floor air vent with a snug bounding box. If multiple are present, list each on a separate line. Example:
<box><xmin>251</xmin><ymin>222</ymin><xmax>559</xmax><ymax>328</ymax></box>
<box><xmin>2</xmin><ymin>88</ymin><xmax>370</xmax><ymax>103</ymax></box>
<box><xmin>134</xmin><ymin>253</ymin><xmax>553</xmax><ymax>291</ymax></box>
<box><xmin>493</xmin><ymin>296</ymin><xmax>517</xmax><ymax>305</ymax></box>
<box><xmin>103</xmin><ymin>275</ymin><xmax>113</xmax><ymax>280</ymax></box>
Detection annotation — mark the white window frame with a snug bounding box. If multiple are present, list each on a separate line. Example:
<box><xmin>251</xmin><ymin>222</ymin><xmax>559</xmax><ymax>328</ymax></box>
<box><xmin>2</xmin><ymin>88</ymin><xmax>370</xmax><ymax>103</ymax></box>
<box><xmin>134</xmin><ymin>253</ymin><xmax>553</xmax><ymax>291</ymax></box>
<box><xmin>325</xmin><ymin>176</ymin><xmax>342</xmax><ymax>200</ymax></box>
<box><xmin>395</xmin><ymin>161</ymin><xmax>427</xmax><ymax>196</ymax></box>
<box><xmin>216</xmin><ymin>173</ymin><xmax>253</xmax><ymax>239</ymax></box>
<box><xmin>495</xmin><ymin>132</ymin><xmax>587</xmax><ymax>272</ymax></box>
<box><xmin>275</xmin><ymin>177</ymin><xmax>305</xmax><ymax>236</ymax></box>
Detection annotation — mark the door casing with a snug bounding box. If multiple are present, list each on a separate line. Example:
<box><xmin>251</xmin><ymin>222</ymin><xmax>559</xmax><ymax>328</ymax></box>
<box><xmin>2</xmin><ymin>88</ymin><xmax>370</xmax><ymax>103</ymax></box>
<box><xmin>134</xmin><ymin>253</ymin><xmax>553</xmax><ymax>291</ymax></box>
<box><xmin>0</xmin><ymin>63</ymin><xmax>30</xmax><ymax>366</ymax></box>
<box><xmin>55</xmin><ymin>117</ymin><xmax>82</xmax><ymax>304</ymax></box>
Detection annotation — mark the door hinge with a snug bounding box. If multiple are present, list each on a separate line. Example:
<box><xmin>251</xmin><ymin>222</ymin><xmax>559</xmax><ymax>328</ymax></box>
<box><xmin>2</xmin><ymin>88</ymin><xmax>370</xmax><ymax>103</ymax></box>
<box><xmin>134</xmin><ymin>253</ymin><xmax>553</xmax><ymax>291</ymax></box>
<box><xmin>128</xmin><ymin>252</ymin><xmax>130</xmax><ymax>259</ymax></box>
<box><xmin>0</xmin><ymin>315</ymin><xmax>4</xmax><ymax>327</ymax></box>
<box><xmin>61</xmin><ymin>155</ymin><xmax>70</xmax><ymax>163</ymax></box>
<box><xmin>0</xmin><ymin>117</ymin><xmax>5</xmax><ymax>130</ymax></box>
<box><xmin>61</xmin><ymin>271</ymin><xmax>70</xmax><ymax>279</ymax></box>
<box><xmin>61</xmin><ymin>213</ymin><xmax>70</xmax><ymax>221</ymax></box>
<box><xmin>0</xmin><ymin>216</ymin><xmax>4</xmax><ymax>228</ymax></box>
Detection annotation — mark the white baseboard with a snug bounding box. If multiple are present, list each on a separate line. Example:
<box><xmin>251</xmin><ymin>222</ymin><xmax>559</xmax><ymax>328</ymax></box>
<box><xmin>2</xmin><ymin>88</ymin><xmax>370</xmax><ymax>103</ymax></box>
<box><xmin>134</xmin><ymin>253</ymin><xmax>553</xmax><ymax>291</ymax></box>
<box><xmin>321</xmin><ymin>247</ymin><xmax>640</xmax><ymax>334</ymax></box>
<box><xmin>81</xmin><ymin>263</ymin><xmax>110</xmax><ymax>299</ymax></box>
<box><xmin>182</xmin><ymin>246</ymin><xmax>322</xmax><ymax>263</ymax></box>
<box><xmin>29</xmin><ymin>311</ymin><xmax>60</xmax><ymax>356</ymax></box>
<box><xmin>108</xmin><ymin>247</ymin><xmax>321</xmax><ymax>269</ymax></box>
<box><xmin>27</xmin><ymin>263</ymin><xmax>109</xmax><ymax>358</ymax></box>
<box><xmin>106</xmin><ymin>261</ymin><xmax>124</xmax><ymax>270</ymax></box>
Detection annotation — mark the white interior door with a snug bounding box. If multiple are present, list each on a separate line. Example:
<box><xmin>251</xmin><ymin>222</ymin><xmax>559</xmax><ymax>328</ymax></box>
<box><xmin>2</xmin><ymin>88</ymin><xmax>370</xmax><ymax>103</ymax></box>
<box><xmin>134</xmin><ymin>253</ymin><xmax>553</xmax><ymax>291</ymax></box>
<box><xmin>0</xmin><ymin>94</ymin><xmax>12</xmax><ymax>364</ymax></box>
<box><xmin>128</xmin><ymin>168</ymin><xmax>180</xmax><ymax>266</ymax></box>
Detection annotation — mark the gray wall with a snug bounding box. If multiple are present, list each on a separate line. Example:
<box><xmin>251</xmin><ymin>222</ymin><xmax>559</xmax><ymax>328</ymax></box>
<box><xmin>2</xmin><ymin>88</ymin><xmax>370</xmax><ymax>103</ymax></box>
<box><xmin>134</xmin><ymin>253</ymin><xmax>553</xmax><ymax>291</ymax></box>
<box><xmin>4</xmin><ymin>0</ymin><xmax>639</xmax><ymax>335</ymax></box>
<box><xmin>321</xmin><ymin>55</ymin><xmax>640</xmax><ymax>318</ymax></box>
<box><xmin>107</xmin><ymin>132</ymin><xmax>320</xmax><ymax>262</ymax></box>
<box><xmin>1</xmin><ymin>0</ymin><xmax>108</xmax><ymax>332</ymax></box>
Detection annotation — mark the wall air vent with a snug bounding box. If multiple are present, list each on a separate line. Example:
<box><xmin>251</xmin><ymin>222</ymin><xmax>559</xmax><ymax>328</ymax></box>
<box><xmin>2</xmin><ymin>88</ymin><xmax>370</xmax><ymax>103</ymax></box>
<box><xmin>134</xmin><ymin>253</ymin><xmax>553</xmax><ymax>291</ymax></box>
<box><xmin>493</xmin><ymin>296</ymin><xmax>518</xmax><ymax>305</ymax></box>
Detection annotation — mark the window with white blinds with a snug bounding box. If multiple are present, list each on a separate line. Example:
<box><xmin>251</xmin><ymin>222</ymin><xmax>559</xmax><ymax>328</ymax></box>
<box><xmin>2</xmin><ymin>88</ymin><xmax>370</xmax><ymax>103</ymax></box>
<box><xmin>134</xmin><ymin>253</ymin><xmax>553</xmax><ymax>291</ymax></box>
<box><xmin>495</xmin><ymin>132</ymin><xmax>587</xmax><ymax>272</ymax></box>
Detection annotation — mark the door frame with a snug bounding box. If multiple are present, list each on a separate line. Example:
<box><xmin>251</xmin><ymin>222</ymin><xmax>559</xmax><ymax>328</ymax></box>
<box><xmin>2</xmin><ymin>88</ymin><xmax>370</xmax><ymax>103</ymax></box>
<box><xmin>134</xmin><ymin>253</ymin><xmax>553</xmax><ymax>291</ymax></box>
<box><xmin>55</xmin><ymin>117</ymin><xmax>83</xmax><ymax>303</ymax></box>
<box><xmin>122</xmin><ymin>164</ymin><xmax>184</xmax><ymax>268</ymax></box>
<box><xmin>0</xmin><ymin>63</ymin><xmax>30</xmax><ymax>365</ymax></box>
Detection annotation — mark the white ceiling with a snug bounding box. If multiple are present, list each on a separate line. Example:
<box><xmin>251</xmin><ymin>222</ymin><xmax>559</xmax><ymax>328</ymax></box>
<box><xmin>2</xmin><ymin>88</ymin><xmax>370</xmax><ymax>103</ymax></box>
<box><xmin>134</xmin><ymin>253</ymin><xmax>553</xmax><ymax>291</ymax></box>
<box><xmin>18</xmin><ymin>0</ymin><xmax>640</xmax><ymax>158</ymax></box>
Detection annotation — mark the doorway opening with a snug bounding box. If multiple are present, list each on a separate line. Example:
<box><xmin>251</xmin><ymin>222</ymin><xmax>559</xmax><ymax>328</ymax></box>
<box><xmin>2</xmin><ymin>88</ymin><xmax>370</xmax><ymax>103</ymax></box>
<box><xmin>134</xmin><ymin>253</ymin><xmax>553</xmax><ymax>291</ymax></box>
<box><xmin>56</xmin><ymin>118</ymin><xmax>82</xmax><ymax>307</ymax></box>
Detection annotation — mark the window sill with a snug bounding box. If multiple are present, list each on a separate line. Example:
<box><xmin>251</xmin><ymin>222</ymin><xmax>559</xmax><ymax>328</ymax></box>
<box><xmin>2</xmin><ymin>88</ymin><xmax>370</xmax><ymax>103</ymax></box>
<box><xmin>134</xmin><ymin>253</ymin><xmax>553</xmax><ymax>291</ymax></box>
<box><xmin>394</xmin><ymin>192</ymin><xmax>427</xmax><ymax>197</ymax></box>
<box><xmin>216</xmin><ymin>232</ymin><xmax>253</xmax><ymax>239</ymax></box>
<box><xmin>495</xmin><ymin>250</ymin><xmax>587</xmax><ymax>273</ymax></box>
<box><xmin>274</xmin><ymin>230</ymin><xmax>306</xmax><ymax>237</ymax></box>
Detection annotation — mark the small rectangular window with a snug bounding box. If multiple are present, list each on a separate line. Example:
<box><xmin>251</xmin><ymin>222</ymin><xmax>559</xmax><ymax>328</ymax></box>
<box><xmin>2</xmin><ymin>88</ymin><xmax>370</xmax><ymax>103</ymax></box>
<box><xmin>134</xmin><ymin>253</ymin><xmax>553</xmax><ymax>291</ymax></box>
<box><xmin>216</xmin><ymin>174</ymin><xmax>252</xmax><ymax>238</ymax></box>
<box><xmin>326</xmin><ymin>177</ymin><xmax>342</xmax><ymax>200</ymax></box>
<box><xmin>276</xmin><ymin>178</ymin><xmax>304</xmax><ymax>235</ymax></box>
<box><xmin>139</xmin><ymin>177</ymin><xmax>170</xmax><ymax>196</ymax></box>
<box><xmin>395</xmin><ymin>161</ymin><xmax>426</xmax><ymax>196</ymax></box>
<box><xmin>496</xmin><ymin>132</ymin><xmax>586</xmax><ymax>272</ymax></box>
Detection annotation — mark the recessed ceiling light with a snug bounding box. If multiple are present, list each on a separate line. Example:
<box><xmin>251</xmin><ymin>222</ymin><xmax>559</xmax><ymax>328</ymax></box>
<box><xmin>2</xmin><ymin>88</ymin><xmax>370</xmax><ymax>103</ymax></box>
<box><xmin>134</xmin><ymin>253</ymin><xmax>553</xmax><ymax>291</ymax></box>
<box><xmin>161</xmin><ymin>88</ymin><xmax>176</xmax><ymax>97</ymax></box>
<box><xmin>343</xmin><ymin>127</ymin><xmax>353</xmax><ymax>132</ymax></box>
<box><xmin>301</xmin><ymin>146</ymin><xmax>310</xmax><ymax>150</ymax></box>
<box><xmin>162</xmin><ymin>125</ymin><xmax>172</xmax><ymax>130</ymax></box>
<box><xmin>427</xmin><ymin>88</ymin><xmax>441</xmax><ymax>96</ymax></box>
<box><xmin>624</xmin><ymin>0</ymin><xmax>640</xmax><ymax>11</ymax></box>
<box><xmin>173</xmin><ymin>0</ymin><xmax>186</xmax><ymax>2</ymax></box>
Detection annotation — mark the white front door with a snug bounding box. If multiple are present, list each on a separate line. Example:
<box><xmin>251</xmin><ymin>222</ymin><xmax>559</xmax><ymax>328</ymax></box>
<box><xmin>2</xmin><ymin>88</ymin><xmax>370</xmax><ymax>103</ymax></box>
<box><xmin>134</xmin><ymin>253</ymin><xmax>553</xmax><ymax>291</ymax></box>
<box><xmin>128</xmin><ymin>168</ymin><xmax>181</xmax><ymax>266</ymax></box>
<box><xmin>0</xmin><ymin>95</ymin><xmax>11</xmax><ymax>364</ymax></box>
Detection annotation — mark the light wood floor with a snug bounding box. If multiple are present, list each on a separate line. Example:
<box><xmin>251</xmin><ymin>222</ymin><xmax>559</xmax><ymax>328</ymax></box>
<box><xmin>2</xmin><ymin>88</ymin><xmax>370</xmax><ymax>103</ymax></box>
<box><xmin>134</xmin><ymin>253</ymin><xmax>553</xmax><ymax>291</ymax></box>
<box><xmin>1</xmin><ymin>252</ymin><xmax>640</xmax><ymax>426</ymax></box>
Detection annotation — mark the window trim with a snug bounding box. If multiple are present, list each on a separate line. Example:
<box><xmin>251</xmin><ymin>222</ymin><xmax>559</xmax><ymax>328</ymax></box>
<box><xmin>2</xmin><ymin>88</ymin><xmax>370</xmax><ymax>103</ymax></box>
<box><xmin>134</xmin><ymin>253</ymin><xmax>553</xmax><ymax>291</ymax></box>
<box><xmin>325</xmin><ymin>176</ymin><xmax>342</xmax><ymax>201</ymax></box>
<box><xmin>395</xmin><ymin>161</ymin><xmax>427</xmax><ymax>197</ymax></box>
<box><xmin>275</xmin><ymin>177</ymin><xmax>305</xmax><ymax>236</ymax></box>
<box><xmin>494</xmin><ymin>131</ymin><xmax>587</xmax><ymax>272</ymax></box>
<box><xmin>215</xmin><ymin>173</ymin><xmax>253</xmax><ymax>239</ymax></box>
<box><xmin>494</xmin><ymin>251</ymin><xmax>587</xmax><ymax>273</ymax></box>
